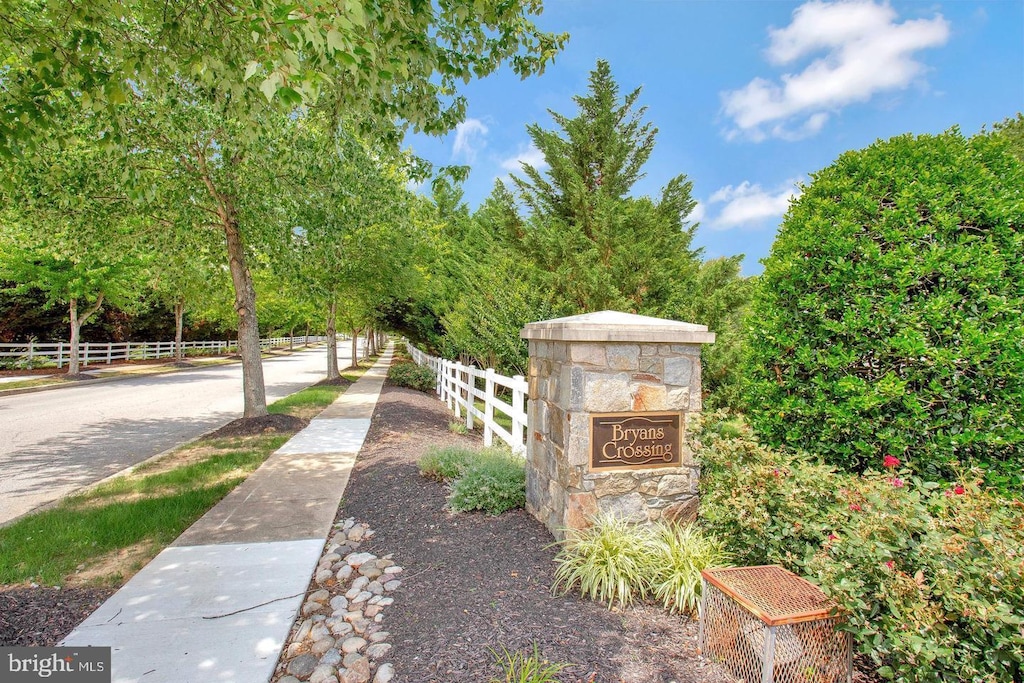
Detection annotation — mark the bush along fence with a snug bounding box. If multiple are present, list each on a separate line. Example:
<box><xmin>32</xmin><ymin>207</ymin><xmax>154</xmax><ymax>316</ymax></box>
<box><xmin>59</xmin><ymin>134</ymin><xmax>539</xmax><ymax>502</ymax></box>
<box><xmin>408</xmin><ymin>345</ymin><xmax>527</xmax><ymax>454</ymax></box>
<box><xmin>0</xmin><ymin>335</ymin><xmax>332</xmax><ymax>369</ymax></box>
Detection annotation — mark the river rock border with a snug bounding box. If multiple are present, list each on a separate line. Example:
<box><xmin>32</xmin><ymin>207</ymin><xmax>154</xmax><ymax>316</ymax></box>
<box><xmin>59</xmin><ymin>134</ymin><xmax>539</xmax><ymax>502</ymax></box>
<box><xmin>271</xmin><ymin>518</ymin><xmax>401</xmax><ymax>683</ymax></box>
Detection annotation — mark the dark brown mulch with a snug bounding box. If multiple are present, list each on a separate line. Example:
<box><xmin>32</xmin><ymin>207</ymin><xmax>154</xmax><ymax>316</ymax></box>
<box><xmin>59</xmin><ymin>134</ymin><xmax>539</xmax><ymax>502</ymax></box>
<box><xmin>204</xmin><ymin>413</ymin><xmax>308</xmax><ymax>439</ymax></box>
<box><xmin>314</xmin><ymin>376</ymin><xmax>353</xmax><ymax>387</ymax></box>
<box><xmin>338</xmin><ymin>383</ymin><xmax>738</xmax><ymax>683</ymax></box>
<box><xmin>0</xmin><ymin>586</ymin><xmax>115</xmax><ymax>646</ymax></box>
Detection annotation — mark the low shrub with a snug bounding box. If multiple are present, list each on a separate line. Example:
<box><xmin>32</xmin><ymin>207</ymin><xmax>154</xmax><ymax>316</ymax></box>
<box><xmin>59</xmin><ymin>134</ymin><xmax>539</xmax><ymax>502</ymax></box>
<box><xmin>489</xmin><ymin>643</ymin><xmax>569</xmax><ymax>683</ymax></box>
<box><xmin>418</xmin><ymin>446</ymin><xmax>474</xmax><ymax>482</ymax></box>
<box><xmin>552</xmin><ymin>513</ymin><xmax>727</xmax><ymax>613</ymax></box>
<box><xmin>387</xmin><ymin>359</ymin><xmax>436</xmax><ymax>392</ymax></box>
<box><xmin>693</xmin><ymin>412</ymin><xmax>1024</xmax><ymax>682</ymax></box>
<box><xmin>448</xmin><ymin>450</ymin><xmax>526</xmax><ymax>515</ymax></box>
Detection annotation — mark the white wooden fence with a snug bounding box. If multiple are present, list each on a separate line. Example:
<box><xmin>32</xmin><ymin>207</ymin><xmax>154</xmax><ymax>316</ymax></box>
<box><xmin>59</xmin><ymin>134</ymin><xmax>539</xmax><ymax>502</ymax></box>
<box><xmin>408</xmin><ymin>345</ymin><xmax>528</xmax><ymax>455</ymax></box>
<box><xmin>0</xmin><ymin>336</ymin><xmax>329</xmax><ymax>369</ymax></box>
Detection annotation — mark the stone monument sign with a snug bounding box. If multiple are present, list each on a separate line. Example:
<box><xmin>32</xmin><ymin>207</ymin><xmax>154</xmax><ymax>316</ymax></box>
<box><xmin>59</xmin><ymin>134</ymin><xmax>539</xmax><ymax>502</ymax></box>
<box><xmin>520</xmin><ymin>311</ymin><xmax>715</xmax><ymax>540</ymax></box>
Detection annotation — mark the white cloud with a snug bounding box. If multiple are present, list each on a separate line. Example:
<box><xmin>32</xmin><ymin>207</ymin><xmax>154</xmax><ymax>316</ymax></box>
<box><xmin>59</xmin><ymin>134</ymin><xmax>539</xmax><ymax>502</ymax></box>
<box><xmin>686</xmin><ymin>201</ymin><xmax>706</xmax><ymax>224</ymax></box>
<box><xmin>721</xmin><ymin>0</ymin><xmax>950</xmax><ymax>141</ymax></box>
<box><xmin>500</xmin><ymin>142</ymin><xmax>548</xmax><ymax>173</ymax></box>
<box><xmin>706</xmin><ymin>180</ymin><xmax>801</xmax><ymax>230</ymax></box>
<box><xmin>452</xmin><ymin>118</ymin><xmax>488</xmax><ymax>163</ymax></box>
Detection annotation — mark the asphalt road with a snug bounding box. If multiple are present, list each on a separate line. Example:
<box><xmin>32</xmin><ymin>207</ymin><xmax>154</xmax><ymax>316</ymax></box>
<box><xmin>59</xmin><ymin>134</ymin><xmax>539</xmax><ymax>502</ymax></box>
<box><xmin>0</xmin><ymin>346</ymin><xmax>346</xmax><ymax>526</ymax></box>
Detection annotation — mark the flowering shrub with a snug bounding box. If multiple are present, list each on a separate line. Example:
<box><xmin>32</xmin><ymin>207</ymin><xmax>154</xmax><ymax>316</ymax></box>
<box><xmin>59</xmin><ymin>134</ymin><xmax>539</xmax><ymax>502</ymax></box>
<box><xmin>694</xmin><ymin>413</ymin><xmax>1024</xmax><ymax>682</ymax></box>
<box><xmin>387</xmin><ymin>359</ymin><xmax>436</xmax><ymax>392</ymax></box>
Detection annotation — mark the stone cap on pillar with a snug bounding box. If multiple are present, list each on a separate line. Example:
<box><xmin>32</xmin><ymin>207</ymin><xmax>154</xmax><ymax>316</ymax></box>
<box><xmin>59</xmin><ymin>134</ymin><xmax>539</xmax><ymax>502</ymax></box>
<box><xmin>520</xmin><ymin>310</ymin><xmax>715</xmax><ymax>344</ymax></box>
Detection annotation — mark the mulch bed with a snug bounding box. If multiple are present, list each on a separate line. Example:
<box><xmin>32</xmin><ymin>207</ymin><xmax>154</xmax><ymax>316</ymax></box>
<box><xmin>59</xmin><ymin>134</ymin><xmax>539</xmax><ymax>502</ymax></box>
<box><xmin>338</xmin><ymin>384</ymin><xmax>739</xmax><ymax>683</ymax></box>
<box><xmin>0</xmin><ymin>586</ymin><xmax>115</xmax><ymax>647</ymax></box>
<box><xmin>204</xmin><ymin>413</ymin><xmax>309</xmax><ymax>439</ymax></box>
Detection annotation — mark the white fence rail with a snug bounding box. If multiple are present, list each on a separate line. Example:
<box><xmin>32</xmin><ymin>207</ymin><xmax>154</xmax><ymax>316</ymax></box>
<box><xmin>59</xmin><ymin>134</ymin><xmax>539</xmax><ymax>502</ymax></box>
<box><xmin>0</xmin><ymin>336</ymin><xmax>329</xmax><ymax>369</ymax></box>
<box><xmin>408</xmin><ymin>345</ymin><xmax>528</xmax><ymax>454</ymax></box>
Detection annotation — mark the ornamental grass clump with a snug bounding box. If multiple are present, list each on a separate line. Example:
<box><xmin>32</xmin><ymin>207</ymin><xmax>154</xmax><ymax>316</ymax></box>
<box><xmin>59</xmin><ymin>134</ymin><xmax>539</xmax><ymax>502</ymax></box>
<box><xmin>552</xmin><ymin>513</ymin><xmax>658</xmax><ymax>608</ymax></box>
<box><xmin>650</xmin><ymin>522</ymin><xmax>731</xmax><ymax>615</ymax></box>
<box><xmin>488</xmin><ymin>643</ymin><xmax>570</xmax><ymax>683</ymax></box>
<box><xmin>418</xmin><ymin>445</ymin><xmax>474</xmax><ymax>482</ymax></box>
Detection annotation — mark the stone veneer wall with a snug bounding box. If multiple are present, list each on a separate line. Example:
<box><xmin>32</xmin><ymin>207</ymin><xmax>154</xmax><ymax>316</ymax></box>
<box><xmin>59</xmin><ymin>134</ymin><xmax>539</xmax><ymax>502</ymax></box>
<box><xmin>525</xmin><ymin>339</ymin><xmax>705</xmax><ymax>540</ymax></box>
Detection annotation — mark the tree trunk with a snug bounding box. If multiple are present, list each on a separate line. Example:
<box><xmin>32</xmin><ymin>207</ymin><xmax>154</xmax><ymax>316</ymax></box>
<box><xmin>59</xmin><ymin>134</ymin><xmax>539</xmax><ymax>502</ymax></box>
<box><xmin>68</xmin><ymin>298</ymin><xmax>81</xmax><ymax>376</ymax></box>
<box><xmin>349</xmin><ymin>327</ymin><xmax>362</xmax><ymax>369</ymax></box>
<box><xmin>305</xmin><ymin>321</ymin><xmax>311</xmax><ymax>343</ymax></box>
<box><xmin>223</xmin><ymin>215</ymin><xmax>268</xmax><ymax>418</ymax></box>
<box><xmin>289</xmin><ymin>326</ymin><xmax>295</xmax><ymax>351</ymax></box>
<box><xmin>67</xmin><ymin>295</ymin><xmax>104</xmax><ymax>376</ymax></box>
<box><xmin>174</xmin><ymin>299</ymin><xmax>185</xmax><ymax>362</ymax></box>
<box><xmin>325</xmin><ymin>298</ymin><xmax>339</xmax><ymax>380</ymax></box>
<box><xmin>367</xmin><ymin>325</ymin><xmax>376</xmax><ymax>356</ymax></box>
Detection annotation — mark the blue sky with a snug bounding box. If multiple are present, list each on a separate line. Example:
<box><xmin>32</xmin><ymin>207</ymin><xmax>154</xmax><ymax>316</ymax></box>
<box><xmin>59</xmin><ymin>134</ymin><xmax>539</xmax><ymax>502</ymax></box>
<box><xmin>404</xmin><ymin>0</ymin><xmax>1024</xmax><ymax>275</ymax></box>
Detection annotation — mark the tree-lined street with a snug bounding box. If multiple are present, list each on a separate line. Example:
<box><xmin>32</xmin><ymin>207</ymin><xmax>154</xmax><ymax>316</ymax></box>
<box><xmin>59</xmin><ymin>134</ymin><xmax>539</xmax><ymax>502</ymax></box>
<box><xmin>0</xmin><ymin>347</ymin><xmax>340</xmax><ymax>526</ymax></box>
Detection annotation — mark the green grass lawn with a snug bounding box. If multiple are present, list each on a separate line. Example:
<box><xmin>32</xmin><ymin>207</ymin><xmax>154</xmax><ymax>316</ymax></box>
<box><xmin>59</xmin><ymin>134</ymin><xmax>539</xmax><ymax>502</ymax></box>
<box><xmin>0</xmin><ymin>368</ymin><xmax>371</xmax><ymax>587</ymax></box>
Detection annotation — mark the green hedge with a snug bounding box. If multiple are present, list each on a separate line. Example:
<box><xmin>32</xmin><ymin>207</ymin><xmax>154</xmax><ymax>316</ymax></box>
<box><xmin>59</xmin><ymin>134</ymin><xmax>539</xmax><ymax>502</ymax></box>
<box><xmin>742</xmin><ymin>129</ymin><xmax>1024</xmax><ymax>487</ymax></box>
<box><xmin>694</xmin><ymin>413</ymin><xmax>1024</xmax><ymax>682</ymax></box>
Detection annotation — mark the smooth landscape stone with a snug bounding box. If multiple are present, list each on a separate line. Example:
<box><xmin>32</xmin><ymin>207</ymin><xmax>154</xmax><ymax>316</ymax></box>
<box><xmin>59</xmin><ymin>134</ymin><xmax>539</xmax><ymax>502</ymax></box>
<box><xmin>345</xmin><ymin>552</ymin><xmax>375</xmax><ymax>567</ymax></box>
<box><xmin>376</xmin><ymin>598</ymin><xmax>393</xmax><ymax>607</ymax></box>
<box><xmin>368</xmin><ymin>631</ymin><xmax>389</xmax><ymax>643</ymax></box>
<box><xmin>287</xmin><ymin>654</ymin><xmax>319</xmax><ymax>679</ymax></box>
<box><xmin>351</xmin><ymin>590</ymin><xmax>373</xmax><ymax>604</ymax></box>
<box><xmin>310</xmin><ymin>663</ymin><xmax>339</xmax><ymax>683</ymax></box>
<box><xmin>321</xmin><ymin>649</ymin><xmax>343</xmax><ymax>667</ymax></box>
<box><xmin>345</xmin><ymin>587</ymin><xmax>361</xmax><ymax>600</ymax></box>
<box><xmin>279</xmin><ymin>677</ymin><xmax>302</xmax><ymax>683</ymax></box>
<box><xmin>342</xmin><ymin>656</ymin><xmax>371</xmax><ymax>683</ymax></box>
<box><xmin>364</xmin><ymin>604</ymin><xmax>381</xmax><ymax>618</ymax></box>
<box><xmin>366</xmin><ymin>581</ymin><xmax>383</xmax><ymax>595</ymax></box>
<box><xmin>285</xmin><ymin>642</ymin><xmax>305</xmax><ymax>659</ymax></box>
<box><xmin>341</xmin><ymin>636</ymin><xmax>367</xmax><ymax>654</ymax></box>
<box><xmin>311</xmin><ymin>637</ymin><xmax>336</xmax><ymax>655</ymax></box>
<box><xmin>382</xmin><ymin>566</ymin><xmax>402</xmax><ymax>575</ymax></box>
<box><xmin>309</xmin><ymin>589</ymin><xmax>331</xmax><ymax>603</ymax></box>
<box><xmin>322</xmin><ymin>553</ymin><xmax>341</xmax><ymax>564</ymax></box>
<box><xmin>366</xmin><ymin>643</ymin><xmax>391</xmax><ymax>659</ymax></box>
<box><xmin>373</xmin><ymin>663</ymin><xmax>395</xmax><ymax>683</ymax></box>
<box><xmin>330</xmin><ymin>595</ymin><xmax>349</xmax><ymax>611</ymax></box>
<box><xmin>303</xmin><ymin>601</ymin><xmax>323</xmax><ymax>616</ymax></box>
<box><xmin>350</xmin><ymin>617</ymin><xmax>370</xmax><ymax>633</ymax></box>
<box><xmin>337</xmin><ymin>565</ymin><xmax>354</xmax><ymax>581</ymax></box>
<box><xmin>328</xmin><ymin>619</ymin><xmax>354</xmax><ymax>637</ymax></box>
<box><xmin>316</xmin><ymin>569</ymin><xmax>333</xmax><ymax>584</ymax></box>
<box><xmin>359</xmin><ymin>566</ymin><xmax>383</xmax><ymax>580</ymax></box>
<box><xmin>351</xmin><ymin>576</ymin><xmax>369</xmax><ymax>591</ymax></box>
<box><xmin>310</xmin><ymin>623</ymin><xmax>331</xmax><ymax>643</ymax></box>
<box><xmin>342</xmin><ymin>652</ymin><xmax>363</xmax><ymax>668</ymax></box>
<box><xmin>295</xmin><ymin>619</ymin><xmax>314</xmax><ymax>642</ymax></box>
<box><xmin>348</xmin><ymin>526</ymin><xmax>366</xmax><ymax>542</ymax></box>
<box><xmin>343</xmin><ymin>610</ymin><xmax>363</xmax><ymax>623</ymax></box>
<box><xmin>383</xmin><ymin>580</ymin><xmax>401</xmax><ymax>591</ymax></box>
<box><xmin>342</xmin><ymin>519</ymin><xmax>355</xmax><ymax>531</ymax></box>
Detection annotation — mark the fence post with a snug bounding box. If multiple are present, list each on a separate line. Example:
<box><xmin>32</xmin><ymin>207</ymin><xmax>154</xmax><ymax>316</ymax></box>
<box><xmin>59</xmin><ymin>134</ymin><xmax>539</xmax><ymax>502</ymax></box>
<box><xmin>453</xmin><ymin>362</ymin><xmax>463</xmax><ymax>420</ymax></box>
<box><xmin>57</xmin><ymin>342</ymin><xmax>64</xmax><ymax>369</ymax></box>
<box><xmin>465</xmin><ymin>367</ymin><xmax>474</xmax><ymax>431</ymax></box>
<box><xmin>106</xmin><ymin>343</ymin><xmax>113</xmax><ymax>364</ymax></box>
<box><xmin>484</xmin><ymin>369</ymin><xmax>495</xmax><ymax>447</ymax></box>
<box><xmin>512</xmin><ymin>375</ymin><xmax>525</xmax><ymax>452</ymax></box>
<box><xmin>27</xmin><ymin>340</ymin><xmax>34</xmax><ymax>364</ymax></box>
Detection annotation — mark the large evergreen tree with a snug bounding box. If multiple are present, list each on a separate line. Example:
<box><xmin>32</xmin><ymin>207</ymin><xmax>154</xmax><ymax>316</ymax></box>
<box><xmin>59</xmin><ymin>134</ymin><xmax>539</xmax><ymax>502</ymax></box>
<box><xmin>508</xmin><ymin>59</ymin><xmax>701</xmax><ymax>315</ymax></box>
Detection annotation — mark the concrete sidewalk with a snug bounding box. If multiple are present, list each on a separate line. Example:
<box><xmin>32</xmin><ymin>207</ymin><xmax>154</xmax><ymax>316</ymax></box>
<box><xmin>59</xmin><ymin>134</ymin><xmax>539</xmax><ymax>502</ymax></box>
<box><xmin>61</xmin><ymin>347</ymin><xmax>393</xmax><ymax>683</ymax></box>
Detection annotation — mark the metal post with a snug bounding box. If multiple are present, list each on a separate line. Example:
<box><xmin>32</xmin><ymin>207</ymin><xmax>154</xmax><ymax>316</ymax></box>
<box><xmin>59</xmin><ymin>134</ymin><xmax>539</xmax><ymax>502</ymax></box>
<box><xmin>761</xmin><ymin>625</ymin><xmax>777</xmax><ymax>683</ymax></box>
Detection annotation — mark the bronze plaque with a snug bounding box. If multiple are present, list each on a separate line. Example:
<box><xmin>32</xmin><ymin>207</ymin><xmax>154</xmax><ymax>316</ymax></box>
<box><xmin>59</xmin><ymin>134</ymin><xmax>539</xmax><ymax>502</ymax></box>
<box><xmin>590</xmin><ymin>412</ymin><xmax>682</xmax><ymax>471</ymax></box>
